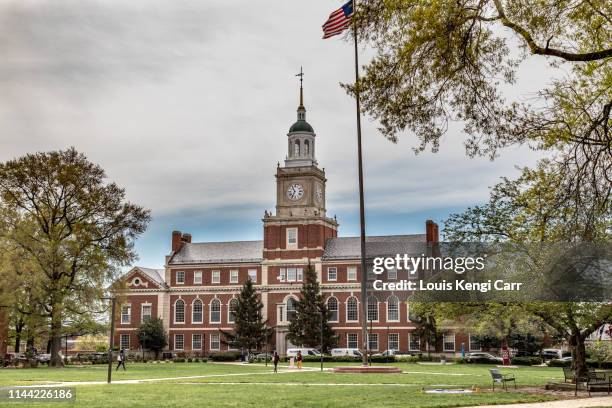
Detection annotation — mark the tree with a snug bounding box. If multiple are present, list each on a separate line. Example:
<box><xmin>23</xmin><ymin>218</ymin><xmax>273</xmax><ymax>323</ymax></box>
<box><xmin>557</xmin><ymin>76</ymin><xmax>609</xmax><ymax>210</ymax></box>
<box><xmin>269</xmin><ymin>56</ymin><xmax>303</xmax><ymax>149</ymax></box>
<box><xmin>287</xmin><ymin>265</ymin><xmax>338</xmax><ymax>352</ymax></box>
<box><xmin>136</xmin><ymin>317</ymin><xmax>167</xmax><ymax>359</ymax></box>
<box><xmin>221</xmin><ymin>278</ymin><xmax>272</xmax><ymax>354</ymax></box>
<box><xmin>347</xmin><ymin>0</ymin><xmax>610</xmax><ymax>199</ymax></box>
<box><xmin>0</xmin><ymin>148</ymin><xmax>150</xmax><ymax>366</ymax></box>
<box><xmin>408</xmin><ymin>303</ymin><xmax>441</xmax><ymax>357</ymax></box>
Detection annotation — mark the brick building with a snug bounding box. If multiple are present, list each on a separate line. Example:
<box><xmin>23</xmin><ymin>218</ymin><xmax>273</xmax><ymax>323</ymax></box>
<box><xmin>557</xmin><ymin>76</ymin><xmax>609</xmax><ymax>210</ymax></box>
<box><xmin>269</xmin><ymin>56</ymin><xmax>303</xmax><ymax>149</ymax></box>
<box><xmin>115</xmin><ymin>85</ymin><xmax>476</xmax><ymax>356</ymax></box>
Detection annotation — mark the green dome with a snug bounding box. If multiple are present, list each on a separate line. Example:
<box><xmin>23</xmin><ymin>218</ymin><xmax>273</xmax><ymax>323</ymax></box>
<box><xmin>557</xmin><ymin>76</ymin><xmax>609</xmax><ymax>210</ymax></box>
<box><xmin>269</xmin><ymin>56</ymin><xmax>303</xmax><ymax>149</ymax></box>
<box><xmin>289</xmin><ymin>120</ymin><xmax>314</xmax><ymax>133</ymax></box>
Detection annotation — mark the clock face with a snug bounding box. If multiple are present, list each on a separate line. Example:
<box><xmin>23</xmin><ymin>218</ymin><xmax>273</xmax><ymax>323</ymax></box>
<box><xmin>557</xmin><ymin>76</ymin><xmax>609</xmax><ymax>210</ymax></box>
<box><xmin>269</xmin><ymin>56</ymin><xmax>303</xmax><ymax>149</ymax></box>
<box><xmin>287</xmin><ymin>183</ymin><xmax>304</xmax><ymax>201</ymax></box>
<box><xmin>315</xmin><ymin>185</ymin><xmax>323</xmax><ymax>203</ymax></box>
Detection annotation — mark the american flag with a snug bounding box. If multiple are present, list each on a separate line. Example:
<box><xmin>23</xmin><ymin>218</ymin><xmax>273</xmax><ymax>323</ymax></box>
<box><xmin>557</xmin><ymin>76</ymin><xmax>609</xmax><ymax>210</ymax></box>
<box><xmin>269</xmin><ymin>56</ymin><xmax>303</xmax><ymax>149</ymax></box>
<box><xmin>322</xmin><ymin>1</ymin><xmax>354</xmax><ymax>39</ymax></box>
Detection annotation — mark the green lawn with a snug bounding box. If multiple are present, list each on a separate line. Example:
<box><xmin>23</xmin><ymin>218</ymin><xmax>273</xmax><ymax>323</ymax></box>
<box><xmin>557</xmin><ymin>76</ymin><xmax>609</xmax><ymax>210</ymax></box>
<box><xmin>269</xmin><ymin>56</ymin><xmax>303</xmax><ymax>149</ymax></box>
<box><xmin>0</xmin><ymin>362</ymin><xmax>565</xmax><ymax>407</ymax></box>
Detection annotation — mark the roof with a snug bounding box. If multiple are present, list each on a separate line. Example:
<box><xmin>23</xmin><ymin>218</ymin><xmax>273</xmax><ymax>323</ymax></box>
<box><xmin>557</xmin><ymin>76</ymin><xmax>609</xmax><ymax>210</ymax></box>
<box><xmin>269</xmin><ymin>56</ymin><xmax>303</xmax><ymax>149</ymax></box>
<box><xmin>322</xmin><ymin>235</ymin><xmax>427</xmax><ymax>260</ymax></box>
<box><xmin>289</xmin><ymin>119</ymin><xmax>314</xmax><ymax>133</ymax></box>
<box><xmin>135</xmin><ymin>267</ymin><xmax>166</xmax><ymax>286</ymax></box>
<box><xmin>169</xmin><ymin>240</ymin><xmax>263</xmax><ymax>265</ymax></box>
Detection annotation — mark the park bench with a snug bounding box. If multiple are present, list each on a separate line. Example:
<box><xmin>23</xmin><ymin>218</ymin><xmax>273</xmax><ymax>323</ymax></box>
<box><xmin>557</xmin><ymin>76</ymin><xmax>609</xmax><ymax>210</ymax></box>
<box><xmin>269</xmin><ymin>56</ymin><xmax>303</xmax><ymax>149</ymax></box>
<box><xmin>574</xmin><ymin>370</ymin><xmax>612</xmax><ymax>396</ymax></box>
<box><xmin>490</xmin><ymin>369</ymin><xmax>516</xmax><ymax>391</ymax></box>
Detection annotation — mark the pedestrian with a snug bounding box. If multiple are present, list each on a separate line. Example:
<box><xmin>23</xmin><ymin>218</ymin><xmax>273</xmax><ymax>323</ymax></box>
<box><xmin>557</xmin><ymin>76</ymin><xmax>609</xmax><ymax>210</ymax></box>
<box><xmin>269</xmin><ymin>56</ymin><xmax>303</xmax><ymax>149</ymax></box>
<box><xmin>273</xmin><ymin>351</ymin><xmax>280</xmax><ymax>373</ymax></box>
<box><xmin>296</xmin><ymin>350</ymin><xmax>302</xmax><ymax>369</ymax></box>
<box><xmin>116</xmin><ymin>348</ymin><xmax>126</xmax><ymax>371</ymax></box>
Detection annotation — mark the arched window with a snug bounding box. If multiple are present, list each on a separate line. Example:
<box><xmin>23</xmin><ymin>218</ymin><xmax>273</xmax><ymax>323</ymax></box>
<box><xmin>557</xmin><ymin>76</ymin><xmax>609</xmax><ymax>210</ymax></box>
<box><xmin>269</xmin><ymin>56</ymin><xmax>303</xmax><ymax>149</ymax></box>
<box><xmin>192</xmin><ymin>299</ymin><xmax>203</xmax><ymax>324</ymax></box>
<box><xmin>327</xmin><ymin>297</ymin><xmax>338</xmax><ymax>322</ymax></box>
<box><xmin>174</xmin><ymin>299</ymin><xmax>185</xmax><ymax>323</ymax></box>
<box><xmin>387</xmin><ymin>296</ymin><xmax>399</xmax><ymax>322</ymax></box>
<box><xmin>210</xmin><ymin>299</ymin><xmax>221</xmax><ymax>323</ymax></box>
<box><xmin>228</xmin><ymin>298</ymin><xmax>238</xmax><ymax>323</ymax></box>
<box><xmin>346</xmin><ymin>296</ymin><xmax>358</xmax><ymax>322</ymax></box>
<box><xmin>304</xmin><ymin>140</ymin><xmax>310</xmax><ymax>156</ymax></box>
<box><xmin>286</xmin><ymin>297</ymin><xmax>297</xmax><ymax>322</ymax></box>
<box><xmin>367</xmin><ymin>295</ymin><xmax>379</xmax><ymax>322</ymax></box>
<box><xmin>294</xmin><ymin>140</ymin><xmax>300</xmax><ymax>157</ymax></box>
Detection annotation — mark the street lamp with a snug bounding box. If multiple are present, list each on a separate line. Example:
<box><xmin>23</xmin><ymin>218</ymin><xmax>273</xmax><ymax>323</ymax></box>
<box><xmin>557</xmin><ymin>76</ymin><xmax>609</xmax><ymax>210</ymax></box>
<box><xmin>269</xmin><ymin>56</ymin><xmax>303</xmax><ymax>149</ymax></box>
<box><xmin>320</xmin><ymin>308</ymin><xmax>324</xmax><ymax>372</ymax></box>
<box><xmin>101</xmin><ymin>296</ymin><xmax>117</xmax><ymax>384</ymax></box>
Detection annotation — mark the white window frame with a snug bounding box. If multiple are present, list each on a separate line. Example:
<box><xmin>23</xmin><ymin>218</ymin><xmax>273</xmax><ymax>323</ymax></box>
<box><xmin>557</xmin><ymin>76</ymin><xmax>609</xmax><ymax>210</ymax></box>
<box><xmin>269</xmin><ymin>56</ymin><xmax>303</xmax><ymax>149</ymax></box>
<box><xmin>121</xmin><ymin>305</ymin><xmax>131</xmax><ymax>325</ymax></box>
<box><xmin>192</xmin><ymin>333</ymin><xmax>203</xmax><ymax>350</ymax></box>
<box><xmin>176</xmin><ymin>271</ymin><xmax>185</xmax><ymax>285</ymax></box>
<box><xmin>388</xmin><ymin>333</ymin><xmax>400</xmax><ymax>351</ymax></box>
<box><xmin>346</xmin><ymin>296</ymin><xmax>359</xmax><ymax>322</ymax></box>
<box><xmin>230</xmin><ymin>270</ymin><xmax>239</xmax><ymax>284</ymax></box>
<box><xmin>174</xmin><ymin>334</ymin><xmax>184</xmax><ymax>351</ymax></box>
<box><xmin>327</xmin><ymin>267</ymin><xmax>337</xmax><ymax>281</ymax></box>
<box><xmin>287</xmin><ymin>268</ymin><xmax>297</xmax><ymax>282</ymax></box>
<box><xmin>469</xmin><ymin>333</ymin><xmax>482</xmax><ymax>351</ymax></box>
<box><xmin>327</xmin><ymin>296</ymin><xmax>339</xmax><ymax>323</ymax></box>
<box><xmin>210</xmin><ymin>333</ymin><xmax>220</xmax><ymax>351</ymax></box>
<box><xmin>286</xmin><ymin>227</ymin><xmax>298</xmax><ymax>249</ymax></box>
<box><xmin>210</xmin><ymin>299</ymin><xmax>221</xmax><ymax>324</ymax></box>
<box><xmin>388</xmin><ymin>267</ymin><xmax>397</xmax><ymax>280</ymax></box>
<box><xmin>248</xmin><ymin>269</ymin><xmax>257</xmax><ymax>282</ymax></box>
<box><xmin>409</xmin><ymin>332</ymin><xmax>421</xmax><ymax>351</ymax></box>
<box><xmin>296</xmin><ymin>268</ymin><xmax>303</xmax><ymax>281</ymax></box>
<box><xmin>278</xmin><ymin>268</ymin><xmax>286</xmax><ymax>282</ymax></box>
<box><xmin>367</xmin><ymin>333</ymin><xmax>379</xmax><ymax>351</ymax></box>
<box><xmin>387</xmin><ymin>296</ymin><xmax>400</xmax><ymax>322</ymax></box>
<box><xmin>120</xmin><ymin>334</ymin><xmax>130</xmax><ymax>350</ymax></box>
<box><xmin>443</xmin><ymin>332</ymin><xmax>456</xmax><ymax>352</ymax></box>
<box><xmin>193</xmin><ymin>271</ymin><xmax>202</xmax><ymax>284</ymax></box>
<box><xmin>367</xmin><ymin>296</ymin><xmax>379</xmax><ymax>322</ymax></box>
<box><xmin>192</xmin><ymin>299</ymin><xmax>203</xmax><ymax>324</ymax></box>
<box><xmin>212</xmin><ymin>270</ymin><xmax>220</xmax><ymax>284</ymax></box>
<box><xmin>228</xmin><ymin>298</ymin><xmax>238</xmax><ymax>323</ymax></box>
<box><xmin>347</xmin><ymin>266</ymin><xmax>357</xmax><ymax>281</ymax></box>
<box><xmin>174</xmin><ymin>299</ymin><xmax>185</xmax><ymax>324</ymax></box>
<box><xmin>141</xmin><ymin>304</ymin><xmax>152</xmax><ymax>323</ymax></box>
<box><xmin>347</xmin><ymin>333</ymin><xmax>358</xmax><ymax>349</ymax></box>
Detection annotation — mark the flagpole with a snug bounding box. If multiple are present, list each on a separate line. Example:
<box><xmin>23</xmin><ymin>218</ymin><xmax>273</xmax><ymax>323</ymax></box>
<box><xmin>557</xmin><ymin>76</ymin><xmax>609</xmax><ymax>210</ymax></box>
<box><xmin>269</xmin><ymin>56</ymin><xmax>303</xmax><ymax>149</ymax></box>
<box><xmin>351</xmin><ymin>0</ymin><xmax>369</xmax><ymax>367</ymax></box>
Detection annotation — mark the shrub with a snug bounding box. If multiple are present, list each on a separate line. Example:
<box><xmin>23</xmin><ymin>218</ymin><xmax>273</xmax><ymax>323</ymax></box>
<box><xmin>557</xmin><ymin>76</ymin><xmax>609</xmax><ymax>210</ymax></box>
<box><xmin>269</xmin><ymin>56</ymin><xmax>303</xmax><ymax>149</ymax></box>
<box><xmin>209</xmin><ymin>352</ymin><xmax>241</xmax><ymax>362</ymax></box>
<box><xmin>511</xmin><ymin>356</ymin><xmax>543</xmax><ymax>366</ymax></box>
<box><xmin>174</xmin><ymin>358</ymin><xmax>186</xmax><ymax>363</ymax></box>
<box><xmin>548</xmin><ymin>359</ymin><xmax>571</xmax><ymax>367</ymax></box>
<box><xmin>201</xmin><ymin>358</ymin><xmax>208</xmax><ymax>363</ymax></box>
<box><xmin>370</xmin><ymin>355</ymin><xmax>397</xmax><ymax>364</ymax></box>
<box><xmin>187</xmin><ymin>358</ymin><xmax>192</xmax><ymax>363</ymax></box>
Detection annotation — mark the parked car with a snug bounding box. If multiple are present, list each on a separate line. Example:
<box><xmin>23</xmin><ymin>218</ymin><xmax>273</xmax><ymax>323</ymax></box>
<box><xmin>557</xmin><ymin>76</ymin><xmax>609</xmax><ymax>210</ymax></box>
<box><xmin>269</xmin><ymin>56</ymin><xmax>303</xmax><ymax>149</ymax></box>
<box><xmin>286</xmin><ymin>348</ymin><xmax>321</xmax><ymax>357</ymax></box>
<box><xmin>465</xmin><ymin>352</ymin><xmax>503</xmax><ymax>364</ymax></box>
<box><xmin>36</xmin><ymin>353</ymin><xmax>51</xmax><ymax>364</ymax></box>
<box><xmin>330</xmin><ymin>348</ymin><xmax>363</xmax><ymax>358</ymax></box>
<box><xmin>540</xmin><ymin>349</ymin><xmax>563</xmax><ymax>360</ymax></box>
<box><xmin>373</xmin><ymin>350</ymin><xmax>411</xmax><ymax>357</ymax></box>
<box><xmin>252</xmin><ymin>353</ymin><xmax>272</xmax><ymax>362</ymax></box>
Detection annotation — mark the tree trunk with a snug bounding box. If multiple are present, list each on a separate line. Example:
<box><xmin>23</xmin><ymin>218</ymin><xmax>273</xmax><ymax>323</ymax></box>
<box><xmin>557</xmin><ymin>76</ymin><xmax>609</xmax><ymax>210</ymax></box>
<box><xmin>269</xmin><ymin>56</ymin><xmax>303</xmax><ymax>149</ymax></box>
<box><xmin>570</xmin><ymin>332</ymin><xmax>588</xmax><ymax>378</ymax></box>
<box><xmin>14</xmin><ymin>318</ymin><xmax>24</xmax><ymax>353</ymax></box>
<box><xmin>49</xmin><ymin>307</ymin><xmax>64</xmax><ymax>367</ymax></box>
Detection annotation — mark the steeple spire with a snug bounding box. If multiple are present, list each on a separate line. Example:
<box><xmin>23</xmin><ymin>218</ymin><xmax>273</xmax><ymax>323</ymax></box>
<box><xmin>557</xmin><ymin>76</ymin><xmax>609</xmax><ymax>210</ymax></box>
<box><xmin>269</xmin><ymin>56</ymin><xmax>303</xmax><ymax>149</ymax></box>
<box><xmin>296</xmin><ymin>66</ymin><xmax>304</xmax><ymax>108</ymax></box>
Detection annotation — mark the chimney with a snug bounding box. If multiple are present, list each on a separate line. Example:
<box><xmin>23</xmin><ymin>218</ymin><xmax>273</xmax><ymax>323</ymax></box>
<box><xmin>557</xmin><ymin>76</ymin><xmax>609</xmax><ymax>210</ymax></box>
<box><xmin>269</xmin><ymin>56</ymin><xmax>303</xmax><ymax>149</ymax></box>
<box><xmin>426</xmin><ymin>220</ymin><xmax>439</xmax><ymax>243</ymax></box>
<box><xmin>171</xmin><ymin>230</ymin><xmax>183</xmax><ymax>253</ymax></box>
<box><xmin>181</xmin><ymin>233</ymin><xmax>192</xmax><ymax>243</ymax></box>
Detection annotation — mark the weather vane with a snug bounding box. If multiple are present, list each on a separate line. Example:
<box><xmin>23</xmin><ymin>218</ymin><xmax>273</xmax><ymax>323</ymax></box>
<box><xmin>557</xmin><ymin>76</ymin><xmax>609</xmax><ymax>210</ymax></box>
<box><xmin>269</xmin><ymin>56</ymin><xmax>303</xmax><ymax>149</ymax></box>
<box><xmin>295</xmin><ymin>66</ymin><xmax>304</xmax><ymax>88</ymax></box>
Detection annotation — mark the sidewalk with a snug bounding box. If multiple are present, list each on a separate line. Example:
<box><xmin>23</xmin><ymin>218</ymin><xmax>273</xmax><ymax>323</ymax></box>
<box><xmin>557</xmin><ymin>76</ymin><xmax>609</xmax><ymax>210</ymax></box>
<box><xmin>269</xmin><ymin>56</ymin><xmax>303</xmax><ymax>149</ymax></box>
<box><xmin>464</xmin><ymin>395</ymin><xmax>612</xmax><ymax>408</ymax></box>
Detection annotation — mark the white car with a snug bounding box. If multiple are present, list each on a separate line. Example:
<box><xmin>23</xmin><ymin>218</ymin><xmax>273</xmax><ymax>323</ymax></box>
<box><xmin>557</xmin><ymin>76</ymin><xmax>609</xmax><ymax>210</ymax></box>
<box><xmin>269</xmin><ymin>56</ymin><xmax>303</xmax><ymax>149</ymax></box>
<box><xmin>330</xmin><ymin>348</ymin><xmax>363</xmax><ymax>357</ymax></box>
<box><xmin>286</xmin><ymin>348</ymin><xmax>321</xmax><ymax>357</ymax></box>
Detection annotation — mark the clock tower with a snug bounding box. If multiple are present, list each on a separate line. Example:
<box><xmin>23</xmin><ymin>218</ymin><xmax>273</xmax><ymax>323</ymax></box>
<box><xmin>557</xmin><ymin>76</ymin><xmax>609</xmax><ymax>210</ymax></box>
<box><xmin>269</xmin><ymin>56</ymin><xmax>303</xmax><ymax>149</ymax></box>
<box><xmin>262</xmin><ymin>70</ymin><xmax>338</xmax><ymax>260</ymax></box>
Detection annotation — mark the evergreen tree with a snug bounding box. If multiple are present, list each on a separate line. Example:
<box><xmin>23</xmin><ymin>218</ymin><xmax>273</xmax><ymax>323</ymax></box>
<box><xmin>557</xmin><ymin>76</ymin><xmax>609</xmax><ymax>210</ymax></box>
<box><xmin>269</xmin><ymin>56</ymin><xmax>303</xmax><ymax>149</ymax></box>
<box><xmin>136</xmin><ymin>317</ymin><xmax>167</xmax><ymax>359</ymax></box>
<box><xmin>221</xmin><ymin>278</ymin><xmax>272</xmax><ymax>354</ymax></box>
<box><xmin>287</xmin><ymin>264</ymin><xmax>337</xmax><ymax>352</ymax></box>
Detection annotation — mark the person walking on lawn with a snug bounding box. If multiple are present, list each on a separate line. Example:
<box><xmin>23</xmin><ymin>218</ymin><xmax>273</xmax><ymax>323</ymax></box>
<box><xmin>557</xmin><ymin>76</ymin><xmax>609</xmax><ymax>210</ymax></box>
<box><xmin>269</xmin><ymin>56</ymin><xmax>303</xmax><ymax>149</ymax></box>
<box><xmin>273</xmin><ymin>351</ymin><xmax>280</xmax><ymax>373</ymax></box>
<box><xmin>116</xmin><ymin>348</ymin><xmax>126</xmax><ymax>371</ymax></box>
<box><xmin>296</xmin><ymin>350</ymin><xmax>303</xmax><ymax>369</ymax></box>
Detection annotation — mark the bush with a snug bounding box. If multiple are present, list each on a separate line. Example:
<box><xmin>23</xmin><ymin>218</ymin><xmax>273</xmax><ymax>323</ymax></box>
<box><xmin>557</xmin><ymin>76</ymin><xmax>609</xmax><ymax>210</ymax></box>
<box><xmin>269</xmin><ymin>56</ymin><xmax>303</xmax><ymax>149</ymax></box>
<box><xmin>511</xmin><ymin>356</ymin><xmax>543</xmax><ymax>366</ymax></box>
<box><xmin>174</xmin><ymin>358</ymin><xmax>186</xmax><ymax>363</ymax></box>
<box><xmin>370</xmin><ymin>355</ymin><xmax>397</xmax><ymax>364</ymax></box>
<box><xmin>209</xmin><ymin>352</ymin><xmax>241</xmax><ymax>362</ymax></box>
<box><xmin>302</xmin><ymin>355</ymin><xmax>361</xmax><ymax>363</ymax></box>
<box><xmin>201</xmin><ymin>358</ymin><xmax>208</xmax><ymax>363</ymax></box>
<box><xmin>187</xmin><ymin>358</ymin><xmax>192</xmax><ymax>363</ymax></box>
<box><xmin>548</xmin><ymin>359</ymin><xmax>571</xmax><ymax>367</ymax></box>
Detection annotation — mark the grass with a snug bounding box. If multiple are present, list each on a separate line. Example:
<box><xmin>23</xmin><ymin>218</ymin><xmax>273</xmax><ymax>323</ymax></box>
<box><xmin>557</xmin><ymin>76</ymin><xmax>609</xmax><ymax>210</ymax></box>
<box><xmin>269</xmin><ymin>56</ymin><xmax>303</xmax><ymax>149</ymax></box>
<box><xmin>0</xmin><ymin>362</ymin><xmax>565</xmax><ymax>407</ymax></box>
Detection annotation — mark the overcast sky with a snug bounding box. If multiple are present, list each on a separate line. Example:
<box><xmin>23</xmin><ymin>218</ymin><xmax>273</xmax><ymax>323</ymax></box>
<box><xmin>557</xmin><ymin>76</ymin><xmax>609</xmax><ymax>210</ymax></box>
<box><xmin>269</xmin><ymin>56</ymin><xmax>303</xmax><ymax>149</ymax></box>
<box><xmin>0</xmin><ymin>0</ymin><xmax>551</xmax><ymax>268</ymax></box>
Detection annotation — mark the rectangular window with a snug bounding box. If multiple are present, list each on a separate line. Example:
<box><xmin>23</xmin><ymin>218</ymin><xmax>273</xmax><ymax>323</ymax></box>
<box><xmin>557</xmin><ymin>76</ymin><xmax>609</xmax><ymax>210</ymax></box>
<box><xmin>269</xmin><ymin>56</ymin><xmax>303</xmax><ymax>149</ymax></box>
<box><xmin>286</xmin><ymin>227</ymin><xmax>298</xmax><ymax>248</ymax></box>
<box><xmin>121</xmin><ymin>305</ymin><xmax>131</xmax><ymax>324</ymax></box>
<box><xmin>368</xmin><ymin>333</ymin><xmax>379</xmax><ymax>351</ymax></box>
<box><xmin>388</xmin><ymin>333</ymin><xmax>399</xmax><ymax>351</ymax></box>
<box><xmin>192</xmin><ymin>334</ymin><xmax>202</xmax><ymax>350</ymax></box>
<box><xmin>367</xmin><ymin>266</ymin><xmax>375</xmax><ymax>280</ymax></box>
<box><xmin>327</xmin><ymin>267</ymin><xmax>337</xmax><ymax>281</ymax></box>
<box><xmin>347</xmin><ymin>333</ymin><xmax>358</xmax><ymax>349</ymax></box>
<box><xmin>278</xmin><ymin>268</ymin><xmax>286</xmax><ymax>282</ymax></box>
<box><xmin>194</xmin><ymin>271</ymin><xmax>202</xmax><ymax>284</ymax></box>
<box><xmin>387</xmin><ymin>267</ymin><xmax>397</xmax><ymax>280</ymax></box>
<box><xmin>210</xmin><ymin>333</ymin><xmax>220</xmax><ymax>350</ymax></box>
<box><xmin>409</xmin><ymin>333</ymin><xmax>421</xmax><ymax>351</ymax></box>
<box><xmin>443</xmin><ymin>333</ymin><xmax>455</xmax><ymax>352</ymax></box>
<box><xmin>287</xmin><ymin>268</ymin><xmax>297</xmax><ymax>282</ymax></box>
<box><xmin>120</xmin><ymin>334</ymin><xmax>130</xmax><ymax>350</ymax></box>
<box><xmin>141</xmin><ymin>305</ymin><xmax>152</xmax><ymax>322</ymax></box>
<box><xmin>212</xmin><ymin>270</ymin><xmax>220</xmax><ymax>284</ymax></box>
<box><xmin>469</xmin><ymin>334</ymin><xmax>482</xmax><ymax>351</ymax></box>
<box><xmin>176</xmin><ymin>271</ymin><xmax>185</xmax><ymax>284</ymax></box>
<box><xmin>230</xmin><ymin>270</ymin><xmax>239</xmax><ymax>284</ymax></box>
<box><xmin>347</xmin><ymin>266</ymin><xmax>357</xmax><ymax>281</ymax></box>
<box><xmin>248</xmin><ymin>269</ymin><xmax>257</xmax><ymax>282</ymax></box>
<box><xmin>296</xmin><ymin>268</ymin><xmax>303</xmax><ymax>281</ymax></box>
<box><xmin>174</xmin><ymin>334</ymin><xmax>184</xmax><ymax>350</ymax></box>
